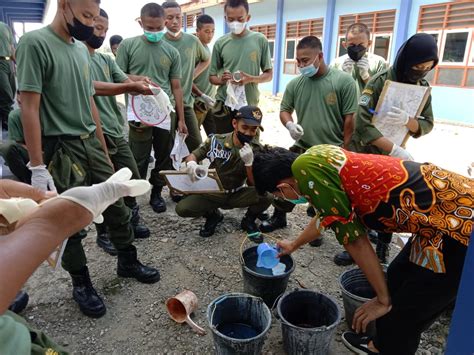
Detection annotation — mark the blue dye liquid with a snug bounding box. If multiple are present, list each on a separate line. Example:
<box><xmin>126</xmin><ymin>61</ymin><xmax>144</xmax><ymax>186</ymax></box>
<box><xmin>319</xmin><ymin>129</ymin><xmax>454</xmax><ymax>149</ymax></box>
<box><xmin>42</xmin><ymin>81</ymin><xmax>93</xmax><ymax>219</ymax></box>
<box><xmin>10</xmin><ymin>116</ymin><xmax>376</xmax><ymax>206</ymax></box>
<box><xmin>217</xmin><ymin>323</ymin><xmax>259</xmax><ymax>339</ymax></box>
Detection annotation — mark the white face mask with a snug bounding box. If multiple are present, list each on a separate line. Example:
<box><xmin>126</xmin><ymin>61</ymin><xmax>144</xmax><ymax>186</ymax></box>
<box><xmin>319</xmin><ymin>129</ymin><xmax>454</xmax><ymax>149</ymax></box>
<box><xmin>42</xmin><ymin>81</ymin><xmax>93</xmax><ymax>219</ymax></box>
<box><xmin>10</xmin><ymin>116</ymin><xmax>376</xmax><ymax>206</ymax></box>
<box><xmin>167</xmin><ymin>28</ymin><xmax>182</xmax><ymax>38</ymax></box>
<box><xmin>228</xmin><ymin>21</ymin><xmax>247</xmax><ymax>35</ymax></box>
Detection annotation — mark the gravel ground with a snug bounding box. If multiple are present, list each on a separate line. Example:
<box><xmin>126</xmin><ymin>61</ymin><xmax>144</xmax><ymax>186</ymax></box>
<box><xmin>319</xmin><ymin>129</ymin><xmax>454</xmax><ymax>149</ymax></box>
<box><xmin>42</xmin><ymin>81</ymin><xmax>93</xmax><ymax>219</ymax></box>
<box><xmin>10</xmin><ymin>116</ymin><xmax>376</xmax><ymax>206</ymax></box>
<box><xmin>21</xmin><ymin>94</ymin><xmax>465</xmax><ymax>354</ymax></box>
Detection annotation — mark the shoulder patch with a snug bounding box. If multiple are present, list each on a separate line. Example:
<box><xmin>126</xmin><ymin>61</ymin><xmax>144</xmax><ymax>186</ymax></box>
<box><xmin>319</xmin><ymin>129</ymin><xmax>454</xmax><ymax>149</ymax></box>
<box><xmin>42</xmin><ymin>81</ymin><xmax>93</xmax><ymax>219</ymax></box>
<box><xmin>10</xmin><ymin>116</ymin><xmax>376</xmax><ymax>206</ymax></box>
<box><xmin>359</xmin><ymin>95</ymin><xmax>371</xmax><ymax>107</ymax></box>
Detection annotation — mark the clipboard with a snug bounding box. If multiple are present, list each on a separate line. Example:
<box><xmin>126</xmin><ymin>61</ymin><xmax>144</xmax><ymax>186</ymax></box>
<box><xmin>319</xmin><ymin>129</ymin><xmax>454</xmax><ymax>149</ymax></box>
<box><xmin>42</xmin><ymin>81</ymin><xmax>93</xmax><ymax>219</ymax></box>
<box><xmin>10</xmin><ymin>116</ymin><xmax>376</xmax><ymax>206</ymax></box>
<box><xmin>160</xmin><ymin>169</ymin><xmax>225</xmax><ymax>195</ymax></box>
<box><xmin>373</xmin><ymin>80</ymin><xmax>431</xmax><ymax>147</ymax></box>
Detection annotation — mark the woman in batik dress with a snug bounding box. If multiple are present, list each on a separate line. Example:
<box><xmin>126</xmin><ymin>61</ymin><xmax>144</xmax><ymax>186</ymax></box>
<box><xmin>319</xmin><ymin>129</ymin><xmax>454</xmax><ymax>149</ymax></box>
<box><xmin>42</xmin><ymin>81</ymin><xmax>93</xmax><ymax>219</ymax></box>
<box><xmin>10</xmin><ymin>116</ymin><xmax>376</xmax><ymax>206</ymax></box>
<box><xmin>253</xmin><ymin>145</ymin><xmax>473</xmax><ymax>355</ymax></box>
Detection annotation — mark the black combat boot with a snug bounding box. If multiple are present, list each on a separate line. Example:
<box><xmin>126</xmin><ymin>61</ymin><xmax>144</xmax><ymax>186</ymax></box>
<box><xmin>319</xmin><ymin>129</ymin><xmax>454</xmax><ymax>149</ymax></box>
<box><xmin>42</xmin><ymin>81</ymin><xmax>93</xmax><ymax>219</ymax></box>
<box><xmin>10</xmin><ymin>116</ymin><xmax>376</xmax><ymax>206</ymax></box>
<box><xmin>70</xmin><ymin>267</ymin><xmax>106</xmax><ymax>318</ymax></box>
<box><xmin>333</xmin><ymin>251</ymin><xmax>354</xmax><ymax>266</ymax></box>
<box><xmin>95</xmin><ymin>223</ymin><xmax>117</xmax><ymax>256</ymax></box>
<box><xmin>8</xmin><ymin>291</ymin><xmax>29</xmax><ymax>314</ymax></box>
<box><xmin>241</xmin><ymin>211</ymin><xmax>263</xmax><ymax>243</ymax></box>
<box><xmin>117</xmin><ymin>245</ymin><xmax>161</xmax><ymax>283</ymax></box>
<box><xmin>376</xmin><ymin>241</ymin><xmax>390</xmax><ymax>264</ymax></box>
<box><xmin>130</xmin><ymin>204</ymin><xmax>150</xmax><ymax>239</ymax></box>
<box><xmin>199</xmin><ymin>209</ymin><xmax>224</xmax><ymax>238</ymax></box>
<box><xmin>150</xmin><ymin>186</ymin><xmax>166</xmax><ymax>213</ymax></box>
<box><xmin>260</xmin><ymin>209</ymin><xmax>287</xmax><ymax>233</ymax></box>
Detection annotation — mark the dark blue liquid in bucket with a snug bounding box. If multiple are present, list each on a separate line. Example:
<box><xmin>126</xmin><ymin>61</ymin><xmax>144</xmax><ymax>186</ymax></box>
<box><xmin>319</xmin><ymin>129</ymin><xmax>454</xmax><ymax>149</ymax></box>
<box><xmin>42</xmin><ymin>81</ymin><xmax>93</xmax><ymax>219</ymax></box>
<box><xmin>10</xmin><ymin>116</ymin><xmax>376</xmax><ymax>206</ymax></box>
<box><xmin>217</xmin><ymin>323</ymin><xmax>259</xmax><ymax>339</ymax></box>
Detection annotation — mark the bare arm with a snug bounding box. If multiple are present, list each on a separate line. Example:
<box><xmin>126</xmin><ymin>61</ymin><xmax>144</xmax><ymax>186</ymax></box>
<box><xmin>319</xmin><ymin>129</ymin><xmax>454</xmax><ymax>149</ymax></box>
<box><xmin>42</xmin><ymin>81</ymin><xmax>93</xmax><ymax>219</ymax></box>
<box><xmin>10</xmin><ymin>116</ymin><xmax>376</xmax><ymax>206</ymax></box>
<box><xmin>210</xmin><ymin>70</ymin><xmax>233</xmax><ymax>86</ymax></box>
<box><xmin>93</xmin><ymin>80</ymin><xmax>153</xmax><ymax>96</ymax></box>
<box><xmin>193</xmin><ymin>58</ymin><xmax>211</xmax><ymax>80</ymax></box>
<box><xmin>20</xmin><ymin>91</ymin><xmax>43</xmax><ymax>166</ymax></box>
<box><xmin>171</xmin><ymin>78</ymin><xmax>187</xmax><ymax>134</ymax></box>
<box><xmin>185</xmin><ymin>154</ymin><xmax>198</xmax><ymax>163</ymax></box>
<box><xmin>236</xmin><ymin>69</ymin><xmax>273</xmax><ymax>86</ymax></box>
<box><xmin>0</xmin><ymin>199</ymin><xmax>91</xmax><ymax>313</ymax></box>
<box><xmin>90</xmin><ymin>98</ymin><xmax>110</xmax><ymax>161</ymax></box>
<box><xmin>192</xmin><ymin>83</ymin><xmax>204</xmax><ymax>97</ymax></box>
<box><xmin>343</xmin><ymin>113</ymin><xmax>355</xmax><ymax>149</ymax></box>
<box><xmin>370</xmin><ymin>137</ymin><xmax>395</xmax><ymax>153</ymax></box>
<box><xmin>280</xmin><ymin>110</ymin><xmax>294</xmax><ymax>126</ymax></box>
<box><xmin>246</xmin><ymin>166</ymin><xmax>255</xmax><ymax>186</ymax></box>
<box><xmin>127</xmin><ymin>74</ymin><xmax>151</xmax><ymax>83</ymax></box>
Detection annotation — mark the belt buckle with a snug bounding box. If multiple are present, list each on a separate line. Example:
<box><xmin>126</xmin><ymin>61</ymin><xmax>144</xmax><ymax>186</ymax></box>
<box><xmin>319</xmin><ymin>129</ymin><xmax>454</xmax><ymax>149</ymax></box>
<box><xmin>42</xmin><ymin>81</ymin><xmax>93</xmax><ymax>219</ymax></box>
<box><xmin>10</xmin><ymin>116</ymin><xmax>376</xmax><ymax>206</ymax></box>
<box><xmin>80</xmin><ymin>133</ymin><xmax>90</xmax><ymax>140</ymax></box>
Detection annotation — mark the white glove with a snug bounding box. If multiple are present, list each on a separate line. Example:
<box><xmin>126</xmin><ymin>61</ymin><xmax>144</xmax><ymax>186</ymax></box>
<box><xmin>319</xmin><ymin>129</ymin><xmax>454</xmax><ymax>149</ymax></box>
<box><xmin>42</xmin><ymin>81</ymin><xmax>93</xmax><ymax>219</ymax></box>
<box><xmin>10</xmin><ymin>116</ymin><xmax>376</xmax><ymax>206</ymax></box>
<box><xmin>186</xmin><ymin>161</ymin><xmax>208</xmax><ymax>182</ymax></box>
<box><xmin>201</xmin><ymin>94</ymin><xmax>216</xmax><ymax>108</ymax></box>
<box><xmin>57</xmin><ymin>168</ymin><xmax>151</xmax><ymax>224</ymax></box>
<box><xmin>390</xmin><ymin>144</ymin><xmax>414</xmax><ymax>161</ymax></box>
<box><xmin>356</xmin><ymin>56</ymin><xmax>370</xmax><ymax>80</ymax></box>
<box><xmin>386</xmin><ymin>106</ymin><xmax>410</xmax><ymax>126</ymax></box>
<box><xmin>342</xmin><ymin>57</ymin><xmax>355</xmax><ymax>73</ymax></box>
<box><xmin>285</xmin><ymin>121</ymin><xmax>304</xmax><ymax>141</ymax></box>
<box><xmin>27</xmin><ymin>163</ymin><xmax>57</xmax><ymax>192</ymax></box>
<box><xmin>239</xmin><ymin>143</ymin><xmax>254</xmax><ymax>167</ymax></box>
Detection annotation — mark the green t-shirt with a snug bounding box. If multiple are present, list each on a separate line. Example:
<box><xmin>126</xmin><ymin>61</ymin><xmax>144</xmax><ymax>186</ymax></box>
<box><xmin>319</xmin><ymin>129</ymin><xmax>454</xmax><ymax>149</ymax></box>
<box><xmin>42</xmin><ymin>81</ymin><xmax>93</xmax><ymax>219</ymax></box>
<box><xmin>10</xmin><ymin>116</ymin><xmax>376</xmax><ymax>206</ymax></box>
<box><xmin>0</xmin><ymin>312</ymin><xmax>31</xmax><ymax>355</ymax></box>
<box><xmin>0</xmin><ymin>21</ymin><xmax>14</xmax><ymax>57</ymax></box>
<box><xmin>163</xmin><ymin>32</ymin><xmax>209</xmax><ymax>107</ymax></box>
<box><xmin>16</xmin><ymin>26</ymin><xmax>96</xmax><ymax>137</ymax></box>
<box><xmin>194</xmin><ymin>44</ymin><xmax>217</xmax><ymax>102</ymax></box>
<box><xmin>90</xmin><ymin>52</ymin><xmax>128</xmax><ymax>138</ymax></box>
<box><xmin>116</xmin><ymin>36</ymin><xmax>181</xmax><ymax>105</ymax></box>
<box><xmin>8</xmin><ymin>108</ymin><xmax>24</xmax><ymax>142</ymax></box>
<box><xmin>209</xmin><ymin>30</ymin><xmax>272</xmax><ymax>106</ymax></box>
<box><xmin>280</xmin><ymin>68</ymin><xmax>358</xmax><ymax>149</ymax></box>
<box><xmin>193</xmin><ymin>132</ymin><xmax>261</xmax><ymax>190</ymax></box>
<box><xmin>330</xmin><ymin>53</ymin><xmax>388</xmax><ymax>92</ymax></box>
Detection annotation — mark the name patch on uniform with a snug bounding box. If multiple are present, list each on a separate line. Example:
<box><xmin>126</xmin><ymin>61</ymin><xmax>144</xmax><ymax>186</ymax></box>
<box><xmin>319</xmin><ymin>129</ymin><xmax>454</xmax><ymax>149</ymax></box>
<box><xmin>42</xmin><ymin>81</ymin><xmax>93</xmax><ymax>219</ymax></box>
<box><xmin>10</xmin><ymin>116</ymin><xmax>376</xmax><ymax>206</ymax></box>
<box><xmin>207</xmin><ymin>136</ymin><xmax>232</xmax><ymax>163</ymax></box>
<box><xmin>359</xmin><ymin>94</ymin><xmax>371</xmax><ymax>107</ymax></box>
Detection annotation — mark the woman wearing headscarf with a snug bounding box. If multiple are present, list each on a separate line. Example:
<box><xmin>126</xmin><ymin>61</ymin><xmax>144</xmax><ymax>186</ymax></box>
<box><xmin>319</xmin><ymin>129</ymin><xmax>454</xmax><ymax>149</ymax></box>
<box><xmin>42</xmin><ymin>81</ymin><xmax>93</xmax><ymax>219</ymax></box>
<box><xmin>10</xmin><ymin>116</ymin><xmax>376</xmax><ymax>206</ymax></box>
<box><xmin>334</xmin><ymin>33</ymin><xmax>440</xmax><ymax>267</ymax></box>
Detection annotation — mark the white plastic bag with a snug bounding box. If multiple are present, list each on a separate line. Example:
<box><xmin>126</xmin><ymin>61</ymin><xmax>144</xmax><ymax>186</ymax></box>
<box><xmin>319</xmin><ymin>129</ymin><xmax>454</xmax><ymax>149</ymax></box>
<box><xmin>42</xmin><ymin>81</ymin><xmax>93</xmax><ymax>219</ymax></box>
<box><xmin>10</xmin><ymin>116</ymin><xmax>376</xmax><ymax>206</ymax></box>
<box><xmin>225</xmin><ymin>83</ymin><xmax>247</xmax><ymax>111</ymax></box>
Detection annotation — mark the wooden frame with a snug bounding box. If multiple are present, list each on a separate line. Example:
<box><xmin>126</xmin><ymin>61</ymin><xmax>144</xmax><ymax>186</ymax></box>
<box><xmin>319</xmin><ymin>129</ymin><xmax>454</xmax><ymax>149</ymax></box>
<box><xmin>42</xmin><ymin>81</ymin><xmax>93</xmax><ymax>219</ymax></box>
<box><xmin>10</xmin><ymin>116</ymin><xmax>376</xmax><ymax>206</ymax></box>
<box><xmin>160</xmin><ymin>169</ymin><xmax>225</xmax><ymax>195</ymax></box>
<box><xmin>417</xmin><ymin>1</ymin><xmax>474</xmax><ymax>88</ymax></box>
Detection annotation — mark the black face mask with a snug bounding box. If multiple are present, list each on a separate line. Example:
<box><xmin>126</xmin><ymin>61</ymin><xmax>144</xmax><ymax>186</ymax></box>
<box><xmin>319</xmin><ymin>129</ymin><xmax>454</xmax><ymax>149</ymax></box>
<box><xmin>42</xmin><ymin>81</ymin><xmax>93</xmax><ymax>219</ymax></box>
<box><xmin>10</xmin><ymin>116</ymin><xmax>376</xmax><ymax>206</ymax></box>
<box><xmin>64</xmin><ymin>4</ymin><xmax>94</xmax><ymax>41</ymax></box>
<box><xmin>404</xmin><ymin>68</ymin><xmax>431</xmax><ymax>84</ymax></box>
<box><xmin>237</xmin><ymin>131</ymin><xmax>254</xmax><ymax>145</ymax></box>
<box><xmin>347</xmin><ymin>44</ymin><xmax>367</xmax><ymax>62</ymax></box>
<box><xmin>86</xmin><ymin>34</ymin><xmax>105</xmax><ymax>49</ymax></box>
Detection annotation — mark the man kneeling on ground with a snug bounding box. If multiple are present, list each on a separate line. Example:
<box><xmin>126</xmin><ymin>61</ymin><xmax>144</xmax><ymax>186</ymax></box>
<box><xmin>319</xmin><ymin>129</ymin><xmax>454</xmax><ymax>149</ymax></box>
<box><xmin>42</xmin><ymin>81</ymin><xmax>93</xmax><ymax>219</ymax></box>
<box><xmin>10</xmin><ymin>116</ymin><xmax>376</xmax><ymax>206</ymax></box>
<box><xmin>175</xmin><ymin>105</ymin><xmax>284</xmax><ymax>242</ymax></box>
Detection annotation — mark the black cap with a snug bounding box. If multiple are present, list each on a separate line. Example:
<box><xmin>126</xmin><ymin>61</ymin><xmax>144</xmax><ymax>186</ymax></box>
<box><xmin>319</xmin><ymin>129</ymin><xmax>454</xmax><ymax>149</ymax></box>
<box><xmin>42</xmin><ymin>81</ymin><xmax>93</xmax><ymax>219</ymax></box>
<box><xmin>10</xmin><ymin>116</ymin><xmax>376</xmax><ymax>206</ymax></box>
<box><xmin>235</xmin><ymin>105</ymin><xmax>264</xmax><ymax>131</ymax></box>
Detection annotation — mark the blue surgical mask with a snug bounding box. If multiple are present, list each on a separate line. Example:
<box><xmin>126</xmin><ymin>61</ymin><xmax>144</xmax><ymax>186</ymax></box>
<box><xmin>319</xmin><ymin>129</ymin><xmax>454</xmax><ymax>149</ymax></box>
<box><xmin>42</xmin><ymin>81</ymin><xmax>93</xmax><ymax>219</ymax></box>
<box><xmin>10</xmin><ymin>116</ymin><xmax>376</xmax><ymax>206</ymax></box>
<box><xmin>286</xmin><ymin>196</ymin><xmax>308</xmax><ymax>205</ymax></box>
<box><xmin>144</xmin><ymin>30</ymin><xmax>165</xmax><ymax>43</ymax></box>
<box><xmin>299</xmin><ymin>57</ymin><xmax>319</xmax><ymax>77</ymax></box>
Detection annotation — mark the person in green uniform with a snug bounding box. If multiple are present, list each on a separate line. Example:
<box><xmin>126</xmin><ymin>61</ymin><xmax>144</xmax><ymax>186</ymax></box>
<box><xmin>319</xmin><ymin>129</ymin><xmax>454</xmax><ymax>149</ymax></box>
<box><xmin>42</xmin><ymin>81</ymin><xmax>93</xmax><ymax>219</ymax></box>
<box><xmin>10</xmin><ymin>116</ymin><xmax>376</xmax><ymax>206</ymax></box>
<box><xmin>0</xmin><ymin>21</ymin><xmax>16</xmax><ymax>130</ymax></box>
<box><xmin>109</xmin><ymin>34</ymin><xmax>122</xmax><ymax>57</ymax></box>
<box><xmin>330</xmin><ymin>22</ymin><xmax>388</xmax><ymax>266</ymax></box>
<box><xmin>84</xmin><ymin>9</ymin><xmax>154</xmax><ymax>255</ymax></box>
<box><xmin>334</xmin><ymin>33</ymin><xmax>439</xmax><ymax>267</ymax></box>
<box><xmin>0</xmin><ymin>92</ymin><xmax>31</xmax><ymax>184</ymax></box>
<box><xmin>192</xmin><ymin>14</ymin><xmax>217</xmax><ymax>136</ymax></box>
<box><xmin>209</xmin><ymin>0</ymin><xmax>273</xmax><ymax>134</ymax></box>
<box><xmin>163</xmin><ymin>1</ymin><xmax>210</xmax><ymax>153</ymax></box>
<box><xmin>261</xmin><ymin>36</ymin><xmax>358</xmax><ymax>239</ymax></box>
<box><xmin>176</xmin><ymin>105</ymin><xmax>281</xmax><ymax>240</ymax></box>
<box><xmin>331</xmin><ymin>22</ymin><xmax>388</xmax><ymax>93</ymax></box>
<box><xmin>16</xmin><ymin>0</ymin><xmax>160</xmax><ymax>319</ymax></box>
<box><xmin>252</xmin><ymin>145</ymin><xmax>471</xmax><ymax>355</ymax></box>
<box><xmin>0</xmin><ymin>171</ymin><xmax>150</xmax><ymax>354</ymax></box>
<box><xmin>116</xmin><ymin>2</ymin><xmax>187</xmax><ymax>214</ymax></box>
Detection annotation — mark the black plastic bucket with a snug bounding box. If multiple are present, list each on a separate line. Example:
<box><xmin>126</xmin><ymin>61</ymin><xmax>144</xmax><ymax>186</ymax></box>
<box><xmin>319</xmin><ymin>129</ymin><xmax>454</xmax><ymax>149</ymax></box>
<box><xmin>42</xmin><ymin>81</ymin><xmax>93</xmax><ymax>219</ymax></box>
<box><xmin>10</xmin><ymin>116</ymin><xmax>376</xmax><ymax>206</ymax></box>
<box><xmin>276</xmin><ymin>289</ymin><xmax>341</xmax><ymax>355</ymax></box>
<box><xmin>207</xmin><ymin>293</ymin><xmax>272</xmax><ymax>355</ymax></box>
<box><xmin>339</xmin><ymin>267</ymin><xmax>387</xmax><ymax>337</ymax></box>
<box><xmin>241</xmin><ymin>245</ymin><xmax>295</xmax><ymax>307</ymax></box>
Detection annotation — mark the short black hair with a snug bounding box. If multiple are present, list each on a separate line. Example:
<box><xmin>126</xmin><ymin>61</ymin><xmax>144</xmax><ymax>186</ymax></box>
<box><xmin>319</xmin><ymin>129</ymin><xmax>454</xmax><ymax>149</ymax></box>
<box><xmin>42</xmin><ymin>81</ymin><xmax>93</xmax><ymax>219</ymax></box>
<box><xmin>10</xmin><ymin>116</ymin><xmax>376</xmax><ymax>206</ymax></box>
<box><xmin>141</xmin><ymin>3</ymin><xmax>165</xmax><ymax>18</ymax></box>
<box><xmin>297</xmin><ymin>36</ymin><xmax>322</xmax><ymax>51</ymax></box>
<box><xmin>345</xmin><ymin>22</ymin><xmax>371</xmax><ymax>39</ymax></box>
<box><xmin>99</xmin><ymin>8</ymin><xmax>108</xmax><ymax>19</ymax></box>
<box><xmin>197</xmin><ymin>14</ymin><xmax>214</xmax><ymax>29</ymax></box>
<box><xmin>162</xmin><ymin>1</ymin><xmax>181</xmax><ymax>10</ymax></box>
<box><xmin>224</xmin><ymin>0</ymin><xmax>249</xmax><ymax>13</ymax></box>
<box><xmin>109</xmin><ymin>35</ymin><xmax>123</xmax><ymax>47</ymax></box>
<box><xmin>253</xmin><ymin>147</ymin><xmax>299</xmax><ymax>195</ymax></box>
